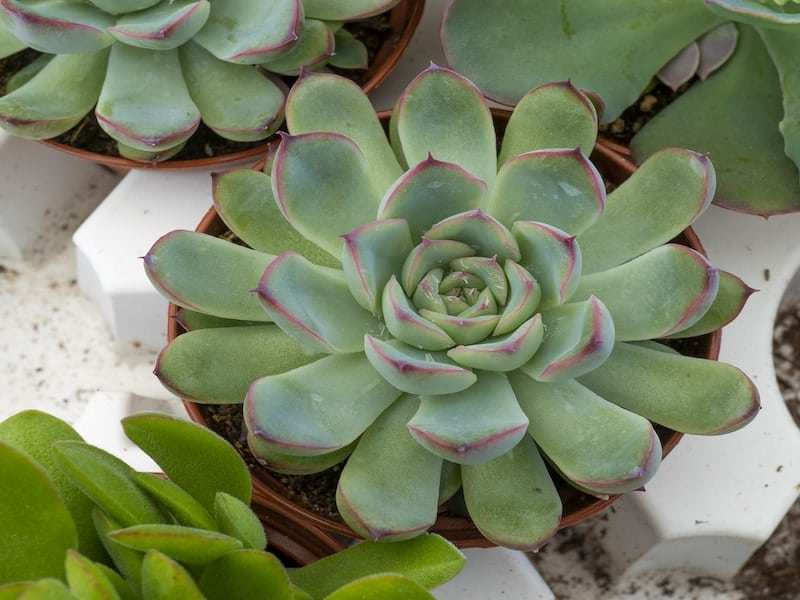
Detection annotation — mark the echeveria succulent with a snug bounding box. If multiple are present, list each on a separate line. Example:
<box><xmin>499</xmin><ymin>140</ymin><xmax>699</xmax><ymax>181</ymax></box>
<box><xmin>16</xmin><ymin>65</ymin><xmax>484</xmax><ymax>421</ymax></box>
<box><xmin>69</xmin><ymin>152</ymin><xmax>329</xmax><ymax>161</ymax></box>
<box><xmin>0</xmin><ymin>0</ymin><xmax>404</xmax><ymax>162</ymax></box>
<box><xmin>441</xmin><ymin>0</ymin><xmax>800</xmax><ymax>215</ymax></box>
<box><xmin>0</xmin><ymin>409</ymin><xmax>465</xmax><ymax>599</ymax></box>
<box><xmin>144</xmin><ymin>65</ymin><xmax>759</xmax><ymax>550</ymax></box>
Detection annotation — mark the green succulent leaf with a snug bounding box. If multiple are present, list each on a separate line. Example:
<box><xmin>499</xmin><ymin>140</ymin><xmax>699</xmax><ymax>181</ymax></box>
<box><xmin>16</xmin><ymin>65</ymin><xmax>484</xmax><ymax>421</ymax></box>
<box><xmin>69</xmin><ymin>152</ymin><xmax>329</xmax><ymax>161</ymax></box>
<box><xmin>180</xmin><ymin>40</ymin><xmax>284</xmax><ymax>142</ymax></box>
<box><xmin>663</xmin><ymin>270</ymin><xmax>754</xmax><ymax>338</ymax></box>
<box><xmin>110</xmin><ymin>524</ymin><xmax>242</xmax><ymax>566</ymax></box>
<box><xmin>381</xmin><ymin>275</ymin><xmax>457</xmax><ymax>351</ymax></box>
<box><xmin>461</xmin><ymin>435</ymin><xmax>561</xmax><ymax>551</ymax></box>
<box><xmin>631</xmin><ymin>25</ymin><xmax>800</xmax><ymax>215</ymax></box>
<box><xmin>499</xmin><ymin>81</ymin><xmax>598</xmax><ymax>162</ymax></box>
<box><xmin>155</xmin><ymin>325</ymin><xmax>317</xmax><ymax>404</ymax></box>
<box><xmin>256</xmin><ymin>252</ymin><xmax>383</xmax><ymax>353</ymax></box>
<box><xmin>303</xmin><ymin>0</ymin><xmax>402</xmax><ymax>20</ymax></box>
<box><xmin>91</xmin><ymin>511</ymin><xmax>143</xmax><ymax>589</ymax></box>
<box><xmin>407</xmin><ymin>372</ymin><xmax>529</xmax><ymax>465</ymax></box>
<box><xmin>426</xmin><ymin>209</ymin><xmax>521</xmax><ymax>264</ymax></box>
<box><xmin>322</xmin><ymin>574</ymin><xmax>434</xmax><ymax>600</ymax></box>
<box><xmin>192</xmin><ymin>0</ymin><xmax>302</xmax><ymax>64</ymax></box>
<box><xmin>0</xmin><ymin>411</ymin><xmax>105</xmax><ymax>562</ymax></box>
<box><xmin>140</xmin><ymin>551</ymin><xmax>204</xmax><ymax>600</ymax></box>
<box><xmin>11</xmin><ymin>579</ymin><xmax>76</xmax><ymax>600</ymax></box>
<box><xmin>364</xmin><ymin>335</ymin><xmax>477</xmax><ymax>395</ymax></box>
<box><xmin>494</xmin><ymin>261</ymin><xmax>542</xmax><ymax>335</ymax></box>
<box><xmin>489</xmin><ymin>148</ymin><xmax>605</xmax><ymax>235</ymax></box>
<box><xmin>578</xmin><ymin>148</ymin><xmax>715</xmax><ymax>273</ymax></box>
<box><xmin>441</xmin><ymin>0</ymin><xmax>722</xmax><ymax>119</ymax></box>
<box><xmin>131</xmin><ymin>472</ymin><xmax>218</xmax><ymax>531</ymax></box>
<box><xmin>336</xmin><ymin>395</ymin><xmax>442</xmax><ymax>542</ymax></box>
<box><xmin>378</xmin><ymin>156</ymin><xmax>487</xmax><ymax>241</ymax></box>
<box><xmin>214</xmin><ymin>492</ymin><xmax>267</xmax><ymax>550</ymax></box>
<box><xmin>0</xmin><ymin>50</ymin><xmax>108</xmax><ymax>139</ymax></box>
<box><xmin>342</xmin><ymin>219</ymin><xmax>414</xmax><ymax>313</ymax></box>
<box><xmin>273</xmin><ymin>131</ymin><xmax>384</xmax><ymax>258</ymax></box>
<box><xmin>578</xmin><ymin>341</ymin><xmax>761</xmax><ymax>434</ymax></box>
<box><xmin>53</xmin><ymin>441</ymin><xmax>166</xmax><ymax>528</ymax></box>
<box><xmin>391</xmin><ymin>64</ymin><xmax>497</xmax><ymax>185</ymax></box>
<box><xmin>706</xmin><ymin>0</ymin><xmax>800</xmax><ymax>28</ymax></box>
<box><xmin>96</xmin><ymin>44</ymin><xmax>199</xmax><ymax>152</ymax></box>
<box><xmin>0</xmin><ymin>0</ymin><xmax>114</xmax><ymax>53</ymax></box>
<box><xmin>212</xmin><ymin>169</ymin><xmax>338</xmax><ymax>267</ymax></box>
<box><xmin>173</xmin><ymin>308</ymin><xmax>261</xmax><ymax>331</ymax></box>
<box><xmin>328</xmin><ymin>27</ymin><xmax>367</xmax><ymax>69</ymax></box>
<box><xmin>0</xmin><ymin>441</ymin><xmax>77</xmax><ymax>583</ymax></box>
<box><xmin>401</xmin><ymin>238</ymin><xmax>476</xmax><ymax>293</ymax></box>
<box><xmin>574</xmin><ymin>244</ymin><xmax>719</xmax><ymax>340</ymax></box>
<box><xmin>286</xmin><ymin>71</ymin><xmax>402</xmax><ymax>191</ymax></box>
<box><xmin>510</xmin><ymin>373</ymin><xmax>661</xmax><ymax>496</ymax></box>
<box><xmin>199</xmin><ymin>550</ymin><xmax>293</xmax><ymax>600</ymax></box>
<box><xmin>92</xmin><ymin>0</ymin><xmax>161</xmax><ymax>14</ymax></box>
<box><xmin>447</xmin><ymin>315</ymin><xmax>544</xmax><ymax>371</ymax></box>
<box><xmin>245</xmin><ymin>353</ymin><xmax>403</xmax><ymax>456</ymax></box>
<box><xmin>246</xmin><ymin>436</ymin><xmax>356</xmax><ymax>475</ymax></box>
<box><xmin>0</xmin><ymin>583</ymin><xmax>32</xmax><ymax>599</ymax></box>
<box><xmin>513</xmin><ymin>221</ymin><xmax>581</xmax><ymax>309</ymax></box>
<box><xmin>64</xmin><ymin>549</ymin><xmax>119</xmax><ymax>600</ymax></box>
<box><xmin>109</xmin><ymin>1</ymin><xmax>210</xmax><ymax>50</ymax></box>
<box><xmin>122</xmin><ymin>412</ymin><xmax>252</xmax><ymax>510</ymax></box>
<box><xmin>261</xmin><ymin>18</ymin><xmax>333</xmax><ymax>75</ymax></box>
<box><xmin>144</xmin><ymin>230</ymin><xmax>274</xmax><ymax>322</ymax></box>
<box><xmin>0</xmin><ymin>17</ymin><xmax>26</xmax><ymax>57</ymax></box>
<box><xmin>91</xmin><ymin>566</ymin><xmax>135</xmax><ymax>600</ymax></box>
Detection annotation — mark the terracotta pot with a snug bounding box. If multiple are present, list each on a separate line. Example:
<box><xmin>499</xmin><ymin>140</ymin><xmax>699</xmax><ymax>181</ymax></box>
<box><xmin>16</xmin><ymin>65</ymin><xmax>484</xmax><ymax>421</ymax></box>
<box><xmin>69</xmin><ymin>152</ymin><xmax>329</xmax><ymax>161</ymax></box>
<box><xmin>35</xmin><ymin>0</ymin><xmax>425</xmax><ymax>173</ymax></box>
<box><xmin>170</xmin><ymin>110</ymin><xmax>719</xmax><ymax>549</ymax></box>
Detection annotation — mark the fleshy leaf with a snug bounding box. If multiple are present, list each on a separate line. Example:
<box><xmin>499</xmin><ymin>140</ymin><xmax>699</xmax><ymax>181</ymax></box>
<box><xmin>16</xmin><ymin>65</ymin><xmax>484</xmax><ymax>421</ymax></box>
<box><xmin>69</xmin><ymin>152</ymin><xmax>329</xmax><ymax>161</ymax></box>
<box><xmin>697</xmin><ymin>22</ymin><xmax>739</xmax><ymax>79</ymax></box>
<box><xmin>378</xmin><ymin>156</ymin><xmax>487</xmax><ymax>241</ymax></box>
<box><xmin>198</xmin><ymin>550</ymin><xmax>292</xmax><ymax>600</ymax></box>
<box><xmin>96</xmin><ymin>44</ymin><xmax>200</xmax><ymax>152</ymax></box>
<box><xmin>657</xmin><ymin>41</ymin><xmax>700</xmax><ymax>91</ymax></box>
<box><xmin>401</xmin><ymin>238</ymin><xmax>476</xmax><ymax>293</ymax></box>
<box><xmin>156</xmin><ymin>325</ymin><xmax>318</xmax><ymax>404</ymax></box>
<box><xmin>441</xmin><ymin>0</ymin><xmax>721</xmax><ymax>120</ymax></box>
<box><xmin>180</xmin><ymin>41</ymin><xmax>285</xmax><ymax>142</ymax></box>
<box><xmin>256</xmin><ymin>252</ymin><xmax>382</xmax><ymax>354</ymax></box>
<box><xmin>574</xmin><ymin>244</ymin><xmax>719</xmax><ymax>340</ymax></box>
<box><xmin>212</xmin><ymin>169</ymin><xmax>337</xmax><ymax>267</ymax></box>
<box><xmin>461</xmin><ymin>435</ymin><xmax>561</xmax><ymax>551</ymax></box>
<box><xmin>140</xmin><ymin>551</ymin><xmax>204</xmax><ymax>599</ymax></box>
<box><xmin>364</xmin><ymin>335</ymin><xmax>476</xmax><ymax>395</ymax></box>
<box><xmin>498</xmin><ymin>81</ymin><xmax>598</xmax><ymax>162</ymax></box>
<box><xmin>342</xmin><ymin>219</ymin><xmax>414</xmax><ymax>313</ymax></box>
<box><xmin>513</xmin><ymin>221</ymin><xmax>581</xmax><ymax>309</ymax></box>
<box><xmin>328</xmin><ymin>27</ymin><xmax>367</xmax><ymax>69</ymax></box>
<box><xmin>273</xmin><ymin>131</ymin><xmax>384</xmax><ymax>257</ymax></box>
<box><xmin>510</xmin><ymin>373</ymin><xmax>661</xmax><ymax>495</ymax></box>
<box><xmin>64</xmin><ymin>549</ymin><xmax>119</xmax><ymax>600</ymax></box>
<box><xmin>418</xmin><ymin>311</ymin><xmax>500</xmax><ymax>346</ymax></box>
<box><xmin>577</xmin><ymin>148</ymin><xmax>715</xmax><ymax>274</ymax></box>
<box><xmin>246</xmin><ymin>436</ymin><xmax>356</xmax><ymax>475</ymax></box>
<box><xmin>260</xmin><ymin>18</ymin><xmax>333</xmax><ymax>75</ymax></box>
<box><xmin>407</xmin><ymin>372</ymin><xmax>529</xmax><ymax>464</ymax></box>
<box><xmin>0</xmin><ymin>50</ymin><xmax>108</xmax><ymax>139</ymax></box>
<box><xmin>92</xmin><ymin>511</ymin><xmax>143</xmax><ymax>590</ymax></box>
<box><xmin>494</xmin><ymin>261</ymin><xmax>542</xmax><ymax>335</ymax></box>
<box><xmin>336</xmin><ymin>395</ymin><xmax>442</xmax><ymax>541</ymax></box>
<box><xmin>521</xmin><ymin>296</ymin><xmax>614</xmax><ymax>383</ymax></box>
<box><xmin>425</xmin><ymin>209</ymin><xmax>521</xmax><ymax>264</ymax></box>
<box><xmin>131</xmin><ymin>472</ymin><xmax>217</xmax><ymax>531</ymax></box>
<box><xmin>143</xmin><ymin>230</ymin><xmax>274</xmax><ymax>322</ymax></box>
<box><xmin>489</xmin><ymin>148</ymin><xmax>605</xmax><ymax>235</ymax></box>
<box><xmin>108</xmin><ymin>0</ymin><xmax>210</xmax><ymax>50</ymax></box>
<box><xmin>214</xmin><ymin>492</ymin><xmax>266</xmax><ymax>550</ymax></box>
<box><xmin>0</xmin><ymin>17</ymin><xmax>25</xmax><ymax>57</ymax></box>
<box><xmin>192</xmin><ymin>0</ymin><xmax>302</xmax><ymax>64</ymax></box>
<box><xmin>391</xmin><ymin>64</ymin><xmax>497</xmax><ymax>185</ymax></box>
<box><xmin>382</xmin><ymin>276</ymin><xmax>456</xmax><ymax>351</ymax></box>
<box><xmin>631</xmin><ymin>25</ymin><xmax>800</xmax><ymax>215</ymax></box>
<box><xmin>706</xmin><ymin>0</ymin><xmax>800</xmax><ymax>28</ymax></box>
<box><xmin>122</xmin><ymin>412</ymin><xmax>253</xmax><ymax>509</ymax></box>
<box><xmin>286</xmin><ymin>70</ymin><xmax>402</xmax><ymax>191</ymax></box>
<box><xmin>578</xmin><ymin>341</ymin><xmax>761</xmax><ymax>434</ymax></box>
<box><xmin>111</xmin><ymin>524</ymin><xmax>242</xmax><ymax>566</ymax></box>
<box><xmin>303</xmin><ymin>0</ymin><xmax>402</xmax><ymax>20</ymax></box>
<box><xmin>245</xmin><ymin>353</ymin><xmax>403</xmax><ymax>456</ymax></box>
<box><xmin>447</xmin><ymin>315</ymin><xmax>544</xmax><ymax>371</ymax></box>
<box><xmin>8</xmin><ymin>579</ymin><xmax>75</xmax><ymax>600</ymax></box>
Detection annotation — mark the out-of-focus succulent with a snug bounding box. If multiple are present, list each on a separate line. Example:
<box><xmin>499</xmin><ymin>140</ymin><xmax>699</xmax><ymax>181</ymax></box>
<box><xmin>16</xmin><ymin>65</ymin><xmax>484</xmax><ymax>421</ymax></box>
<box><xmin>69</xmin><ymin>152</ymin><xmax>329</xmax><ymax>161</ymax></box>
<box><xmin>441</xmin><ymin>0</ymin><xmax>800</xmax><ymax>216</ymax></box>
<box><xmin>0</xmin><ymin>409</ymin><xmax>465</xmax><ymax>599</ymax></box>
<box><xmin>144</xmin><ymin>65</ymin><xmax>759</xmax><ymax>550</ymax></box>
<box><xmin>0</xmin><ymin>0</ymin><xmax>404</xmax><ymax>163</ymax></box>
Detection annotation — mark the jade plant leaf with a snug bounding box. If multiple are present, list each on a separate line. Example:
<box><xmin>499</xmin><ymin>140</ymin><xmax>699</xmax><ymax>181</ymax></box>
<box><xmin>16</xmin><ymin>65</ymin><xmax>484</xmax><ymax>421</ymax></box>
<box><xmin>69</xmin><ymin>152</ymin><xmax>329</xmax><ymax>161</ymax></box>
<box><xmin>64</xmin><ymin>549</ymin><xmax>118</xmax><ymax>600</ymax></box>
<box><xmin>140</xmin><ymin>551</ymin><xmax>204</xmax><ymax>600</ymax></box>
<box><xmin>91</xmin><ymin>511</ymin><xmax>144</xmax><ymax>590</ymax></box>
<box><xmin>121</xmin><ymin>412</ymin><xmax>253</xmax><ymax>510</ymax></box>
<box><xmin>0</xmin><ymin>441</ymin><xmax>77</xmax><ymax>583</ymax></box>
<box><xmin>322</xmin><ymin>574</ymin><xmax>433</xmax><ymax>600</ymax></box>
<box><xmin>109</xmin><ymin>524</ymin><xmax>243</xmax><ymax>566</ymax></box>
<box><xmin>214</xmin><ymin>492</ymin><xmax>267</xmax><ymax>550</ymax></box>
<box><xmin>198</xmin><ymin>550</ymin><xmax>292</xmax><ymax>600</ymax></box>
<box><xmin>130</xmin><ymin>472</ymin><xmax>217</xmax><ymax>531</ymax></box>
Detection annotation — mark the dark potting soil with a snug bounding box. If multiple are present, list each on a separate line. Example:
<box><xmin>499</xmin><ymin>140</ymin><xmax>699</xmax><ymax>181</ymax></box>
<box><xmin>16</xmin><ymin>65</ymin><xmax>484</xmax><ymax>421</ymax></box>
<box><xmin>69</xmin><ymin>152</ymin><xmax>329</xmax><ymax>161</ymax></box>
<box><xmin>0</xmin><ymin>16</ymin><xmax>390</xmax><ymax>162</ymax></box>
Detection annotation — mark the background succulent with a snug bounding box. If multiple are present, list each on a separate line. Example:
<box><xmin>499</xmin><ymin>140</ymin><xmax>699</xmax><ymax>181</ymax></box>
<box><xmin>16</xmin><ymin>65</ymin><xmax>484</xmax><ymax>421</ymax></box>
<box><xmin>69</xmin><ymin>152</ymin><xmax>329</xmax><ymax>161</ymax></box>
<box><xmin>144</xmin><ymin>65</ymin><xmax>759</xmax><ymax>550</ymax></box>
<box><xmin>441</xmin><ymin>0</ymin><xmax>800</xmax><ymax>216</ymax></box>
<box><xmin>0</xmin><ymin>0</ymin><xmax>403</xmax><ymax>162</ymax></box>
<box><xmin>0</xmin><ymin>409</ymin><xmax>465</xmax><ymax>599</ymax></box>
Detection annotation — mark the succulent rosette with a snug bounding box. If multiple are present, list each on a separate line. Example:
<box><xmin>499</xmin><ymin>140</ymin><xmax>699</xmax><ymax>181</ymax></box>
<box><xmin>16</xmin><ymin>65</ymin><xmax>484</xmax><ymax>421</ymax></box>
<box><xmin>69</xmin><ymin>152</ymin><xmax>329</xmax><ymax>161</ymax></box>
<box><xmin>145</xmin><ymin>66</ymin><xmax>760</xmax><ymax>550</ymax></box>
<box><xmin>0</xmin><ymin>0</ymin><xmax>403</xmax><ymax>162</ymax></box>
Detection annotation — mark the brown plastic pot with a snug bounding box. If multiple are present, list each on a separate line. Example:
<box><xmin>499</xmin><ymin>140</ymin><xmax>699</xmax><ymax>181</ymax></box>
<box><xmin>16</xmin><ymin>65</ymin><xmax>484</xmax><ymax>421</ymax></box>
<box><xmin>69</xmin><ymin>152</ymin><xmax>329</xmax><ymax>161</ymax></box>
<box><xmin>169</xmin><ymin>110</ymin><xmax>719</xmax><ymax>549</ymax></box>
<box><xmin>37</xmin><ymin>0</ymin><xmax>425</xmax><ymax>172</ymax></box>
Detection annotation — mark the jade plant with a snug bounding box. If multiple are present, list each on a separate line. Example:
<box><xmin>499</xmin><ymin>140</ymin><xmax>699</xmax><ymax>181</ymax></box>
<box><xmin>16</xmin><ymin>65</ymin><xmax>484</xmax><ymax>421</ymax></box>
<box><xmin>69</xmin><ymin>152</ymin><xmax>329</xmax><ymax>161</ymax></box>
<box><xmin>0</xmin><ymin>409</ymin><xmax>465</xmax><ymax>599</ymax></box>
<box><xmin>441</xmin><ymin>0</ymin><xmax>800</xmax><ymax>215</ymax></box>
<box><xmin>144</xmin><ymin>65</ymin><xmax>760</xmax><ymax>551</ymax></box>
<box><xmin>0</xmin><ymin>0</ymin><xmax>402</xmax><ymax>162</ymax></box>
